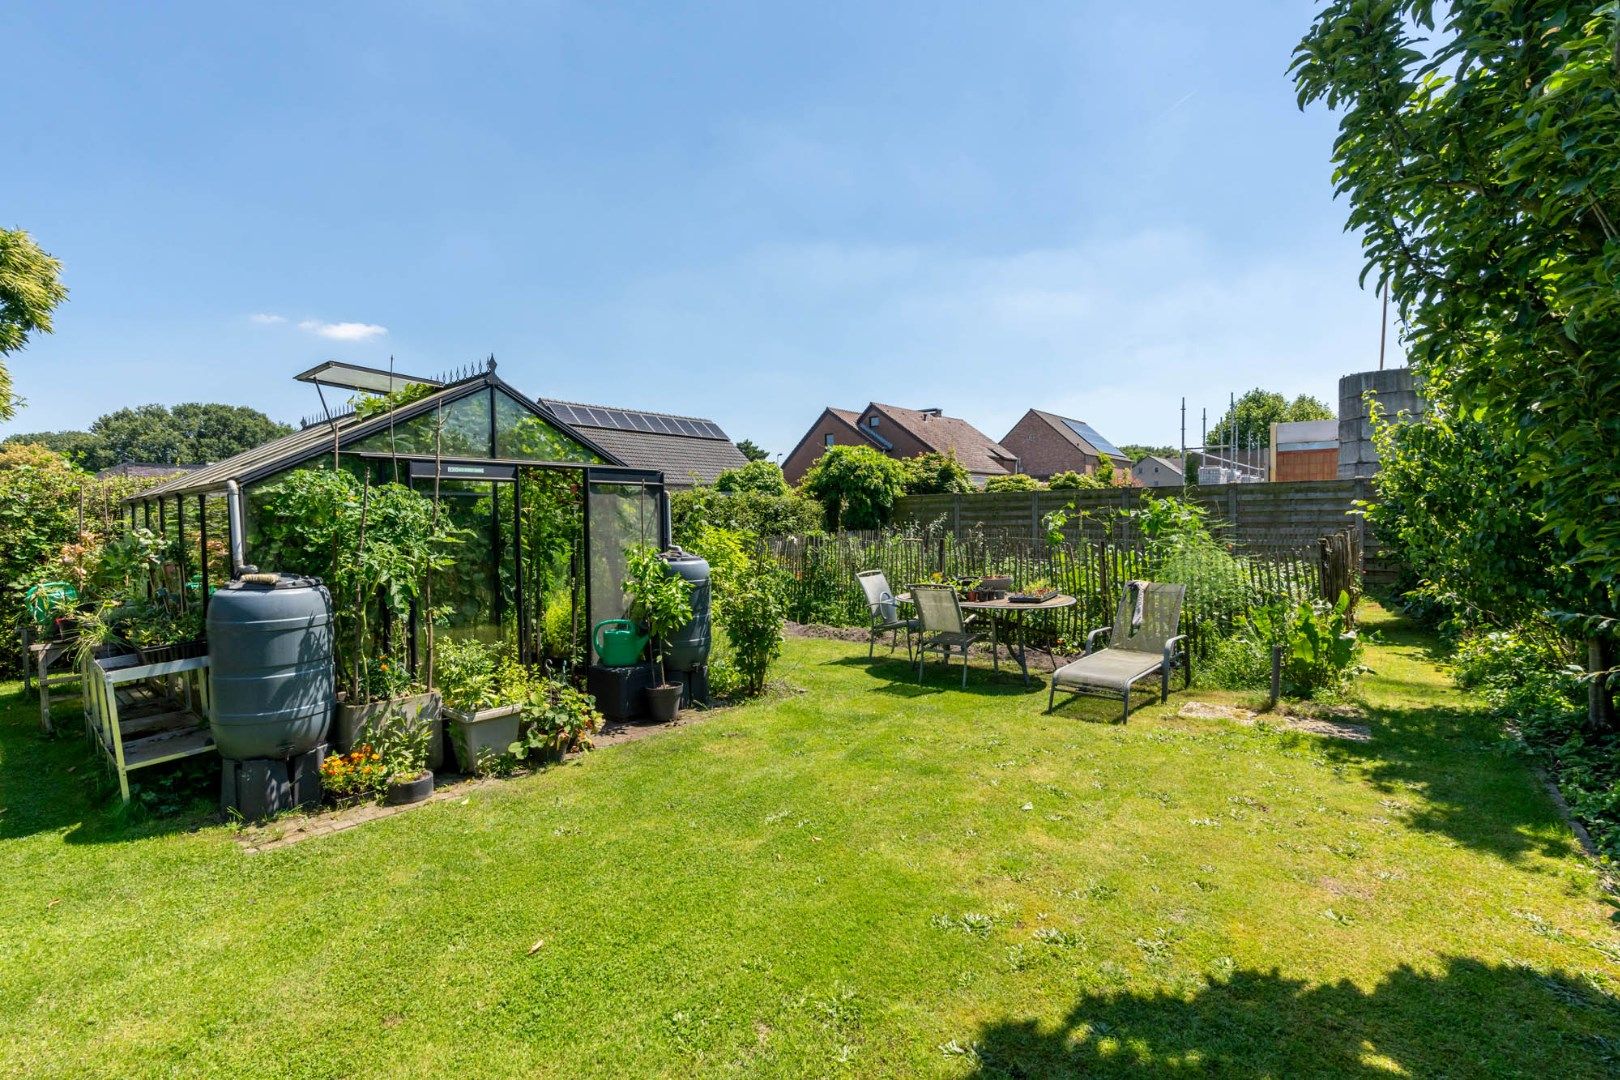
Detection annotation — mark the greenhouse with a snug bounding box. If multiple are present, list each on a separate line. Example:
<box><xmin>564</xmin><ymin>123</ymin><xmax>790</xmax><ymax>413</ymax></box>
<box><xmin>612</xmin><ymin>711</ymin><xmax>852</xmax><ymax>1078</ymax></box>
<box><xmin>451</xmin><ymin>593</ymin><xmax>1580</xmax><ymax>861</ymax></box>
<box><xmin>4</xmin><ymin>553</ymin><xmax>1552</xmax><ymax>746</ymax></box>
<box><xmin>126</xmin><ymin>360</ymin><xmax>668</xmax><ymax>671</ymax></box>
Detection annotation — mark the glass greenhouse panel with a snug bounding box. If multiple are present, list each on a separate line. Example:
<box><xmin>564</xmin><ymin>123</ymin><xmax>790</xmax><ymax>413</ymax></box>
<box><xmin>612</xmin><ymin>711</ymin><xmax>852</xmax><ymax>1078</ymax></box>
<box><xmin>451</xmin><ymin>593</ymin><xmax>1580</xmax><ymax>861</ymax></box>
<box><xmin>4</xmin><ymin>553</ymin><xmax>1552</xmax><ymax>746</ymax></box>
<box><xmin>495</xmin><ymin>390</ymin><xmax>602</xmax><ymax>463</ymax></box>
<box><xmin>348</xmin><ymin>390</ymin><xmax>493</xmax><ymax>458</ymax></box>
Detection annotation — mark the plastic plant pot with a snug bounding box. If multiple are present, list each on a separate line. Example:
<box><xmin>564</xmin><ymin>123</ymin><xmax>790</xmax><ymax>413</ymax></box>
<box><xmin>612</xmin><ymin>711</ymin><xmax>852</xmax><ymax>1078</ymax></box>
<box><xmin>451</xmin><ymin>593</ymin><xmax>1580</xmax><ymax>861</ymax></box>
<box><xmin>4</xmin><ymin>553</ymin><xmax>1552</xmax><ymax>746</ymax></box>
<box><xmin>385</xmin><ymin>769</ymin><xmax>434</xmax><ymax>806</ymax></box>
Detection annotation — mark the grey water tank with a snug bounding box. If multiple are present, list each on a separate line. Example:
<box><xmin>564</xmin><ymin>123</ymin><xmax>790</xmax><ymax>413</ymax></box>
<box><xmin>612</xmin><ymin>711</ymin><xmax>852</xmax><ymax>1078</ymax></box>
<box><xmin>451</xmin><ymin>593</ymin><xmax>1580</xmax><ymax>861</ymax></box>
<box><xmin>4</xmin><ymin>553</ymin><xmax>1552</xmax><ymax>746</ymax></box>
<box><xmin>659</xmin><ymin>549</ymin><xmax>711</xmax><ymax>673</ymax></box>
<box><xmin>206</xmin><ymin>573</ymin><xmax>335</xmax><ymax>760</ymax></box>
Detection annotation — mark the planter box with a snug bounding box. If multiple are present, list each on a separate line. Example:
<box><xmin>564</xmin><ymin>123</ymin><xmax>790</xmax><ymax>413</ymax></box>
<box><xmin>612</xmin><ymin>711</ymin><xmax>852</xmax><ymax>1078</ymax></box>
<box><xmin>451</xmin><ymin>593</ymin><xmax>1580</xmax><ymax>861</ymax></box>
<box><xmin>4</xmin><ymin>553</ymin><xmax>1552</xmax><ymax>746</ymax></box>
<box><xmin>445</xmin><ymin>702</ymin><xmax>525</xmax><ymax>774</ymax></box>
<box><xmin>333</xmin><ymin>690</ymin><xmax>445</xmax><ymax>772</ymax></box>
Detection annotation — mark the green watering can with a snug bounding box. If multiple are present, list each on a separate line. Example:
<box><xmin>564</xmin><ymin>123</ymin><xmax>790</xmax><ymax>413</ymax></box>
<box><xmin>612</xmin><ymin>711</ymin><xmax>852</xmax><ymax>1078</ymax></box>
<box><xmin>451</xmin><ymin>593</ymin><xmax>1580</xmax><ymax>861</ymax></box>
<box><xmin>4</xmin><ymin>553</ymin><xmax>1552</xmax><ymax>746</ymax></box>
<box><xmin>593</xmin><ymin>619</ymin><xmax>649</xmax><ymax>667</ymax></box>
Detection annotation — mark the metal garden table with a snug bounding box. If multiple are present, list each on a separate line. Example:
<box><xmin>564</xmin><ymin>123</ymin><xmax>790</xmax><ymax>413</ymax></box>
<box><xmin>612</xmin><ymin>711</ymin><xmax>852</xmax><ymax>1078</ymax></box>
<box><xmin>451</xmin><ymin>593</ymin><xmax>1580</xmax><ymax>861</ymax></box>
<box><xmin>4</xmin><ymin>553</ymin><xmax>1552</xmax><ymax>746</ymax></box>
<box><xmin>897</xmin><ymin>592</ymin><xmax>1077</xmax><ymax>686</ymax></box>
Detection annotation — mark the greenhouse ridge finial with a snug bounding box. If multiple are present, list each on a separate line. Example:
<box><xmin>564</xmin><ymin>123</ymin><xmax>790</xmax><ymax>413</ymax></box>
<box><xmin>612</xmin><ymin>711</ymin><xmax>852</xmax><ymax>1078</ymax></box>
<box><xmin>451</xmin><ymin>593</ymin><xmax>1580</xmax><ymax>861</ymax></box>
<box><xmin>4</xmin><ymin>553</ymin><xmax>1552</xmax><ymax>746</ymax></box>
<box><xmin>486</xmin><ymin>354</ymin><xmax>497</xmax><ymax>373</ymax></box>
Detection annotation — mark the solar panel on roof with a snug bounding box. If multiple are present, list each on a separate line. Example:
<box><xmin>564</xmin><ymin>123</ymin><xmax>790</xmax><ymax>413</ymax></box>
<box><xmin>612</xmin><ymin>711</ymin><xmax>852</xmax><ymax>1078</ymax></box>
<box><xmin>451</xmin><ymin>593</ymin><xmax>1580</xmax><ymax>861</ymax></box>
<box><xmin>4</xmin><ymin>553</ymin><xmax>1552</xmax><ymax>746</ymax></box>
<box><xmin>1060</xmin><ymin>418</ymin><xmax>1125</xmax><ymax>459</ymax></box>
<box><xmin>538</xmin><ymin>400</ymin><xmax>730</xmax><ymax>441</ymax></box>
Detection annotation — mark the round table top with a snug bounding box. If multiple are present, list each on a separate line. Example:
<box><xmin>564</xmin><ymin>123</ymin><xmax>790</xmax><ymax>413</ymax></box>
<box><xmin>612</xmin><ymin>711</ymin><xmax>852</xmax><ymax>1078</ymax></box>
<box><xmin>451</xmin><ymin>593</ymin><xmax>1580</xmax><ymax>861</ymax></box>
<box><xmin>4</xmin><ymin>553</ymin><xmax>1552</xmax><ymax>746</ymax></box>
<box><xmin>895</xmin><ymin>591</ymin><xmax>1076</xmax><ymax>611</ymax></box>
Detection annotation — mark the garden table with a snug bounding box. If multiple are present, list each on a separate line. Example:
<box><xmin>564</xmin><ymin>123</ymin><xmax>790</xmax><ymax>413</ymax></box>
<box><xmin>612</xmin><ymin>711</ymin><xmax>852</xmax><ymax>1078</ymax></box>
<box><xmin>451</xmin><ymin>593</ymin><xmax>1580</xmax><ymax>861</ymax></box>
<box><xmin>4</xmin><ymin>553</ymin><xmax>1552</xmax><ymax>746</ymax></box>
<box><xmin>896</xmin><ymin>592</ymin><xmax>1076</xmax><ymax>687</ymax></box>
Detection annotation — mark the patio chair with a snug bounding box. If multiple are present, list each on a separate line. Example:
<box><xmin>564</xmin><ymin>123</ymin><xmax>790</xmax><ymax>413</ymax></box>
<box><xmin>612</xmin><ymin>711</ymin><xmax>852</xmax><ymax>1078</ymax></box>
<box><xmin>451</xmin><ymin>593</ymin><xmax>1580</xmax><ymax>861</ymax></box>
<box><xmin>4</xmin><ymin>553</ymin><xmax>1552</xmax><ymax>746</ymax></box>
<box><xmin>857</xmin><ymin>570</ymin><xmax>917</xmax><ymax>661</ymax></box>
<box><xmin>911</xmin><ymin>583</ymin><xmax>985</xmax><ymax>688</ymax></box>
<box><xmin>1048</xmin><ymin>581</ymin><xmax>1188</xmax><ymax>722</ymax></box>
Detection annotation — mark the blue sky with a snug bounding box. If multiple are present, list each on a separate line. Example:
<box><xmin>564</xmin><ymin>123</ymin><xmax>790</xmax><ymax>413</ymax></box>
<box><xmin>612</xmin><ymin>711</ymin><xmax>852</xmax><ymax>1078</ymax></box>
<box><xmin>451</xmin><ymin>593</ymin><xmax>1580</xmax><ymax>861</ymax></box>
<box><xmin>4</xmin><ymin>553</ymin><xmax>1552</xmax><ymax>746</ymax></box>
<box><xmin>1</xmin><ymin>1</ymin><xmax>1391</xmax><ymax>456</ymax></box>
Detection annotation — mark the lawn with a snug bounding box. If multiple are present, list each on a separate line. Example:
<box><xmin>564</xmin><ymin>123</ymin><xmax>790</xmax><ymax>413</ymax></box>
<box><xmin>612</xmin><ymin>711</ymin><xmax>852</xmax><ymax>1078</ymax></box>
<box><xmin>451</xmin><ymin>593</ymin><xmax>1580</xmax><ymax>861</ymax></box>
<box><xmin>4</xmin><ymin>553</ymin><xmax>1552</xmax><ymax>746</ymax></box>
<box><xmin>1</xmin><ymin>605</ymin><xmax>1617</xmax><ymax>1077</ymax></box>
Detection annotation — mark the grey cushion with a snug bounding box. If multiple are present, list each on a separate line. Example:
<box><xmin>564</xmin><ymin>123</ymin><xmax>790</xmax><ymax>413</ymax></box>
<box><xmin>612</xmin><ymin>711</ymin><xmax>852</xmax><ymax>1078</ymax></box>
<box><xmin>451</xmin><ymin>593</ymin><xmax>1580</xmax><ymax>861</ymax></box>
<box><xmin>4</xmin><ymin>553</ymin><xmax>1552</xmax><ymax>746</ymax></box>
<box><xmin>1051</xmin><ymin>648</ymin><xmax>1163</xmax><ymax>692</ymax></box>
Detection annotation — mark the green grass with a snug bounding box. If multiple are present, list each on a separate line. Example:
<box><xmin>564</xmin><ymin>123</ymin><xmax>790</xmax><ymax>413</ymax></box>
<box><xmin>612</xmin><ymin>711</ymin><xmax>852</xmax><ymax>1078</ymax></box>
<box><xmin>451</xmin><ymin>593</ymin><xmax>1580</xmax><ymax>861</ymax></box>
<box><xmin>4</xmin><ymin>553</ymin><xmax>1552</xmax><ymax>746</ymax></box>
<box><xmin>1</xmin><ymin>604</ymin><xmax>1618</xmax><ymax>1077</ymax></box>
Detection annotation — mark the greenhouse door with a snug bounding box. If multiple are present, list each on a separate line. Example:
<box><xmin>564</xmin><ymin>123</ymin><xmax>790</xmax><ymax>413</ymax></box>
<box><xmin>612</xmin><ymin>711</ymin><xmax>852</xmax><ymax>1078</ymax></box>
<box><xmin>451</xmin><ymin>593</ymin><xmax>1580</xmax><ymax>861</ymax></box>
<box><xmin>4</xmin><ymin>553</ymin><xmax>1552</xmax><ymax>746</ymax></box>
<box><xmin>585</xmin><ymin>473</ymin><xmax>665</xmax><ymax>664</ymax></box>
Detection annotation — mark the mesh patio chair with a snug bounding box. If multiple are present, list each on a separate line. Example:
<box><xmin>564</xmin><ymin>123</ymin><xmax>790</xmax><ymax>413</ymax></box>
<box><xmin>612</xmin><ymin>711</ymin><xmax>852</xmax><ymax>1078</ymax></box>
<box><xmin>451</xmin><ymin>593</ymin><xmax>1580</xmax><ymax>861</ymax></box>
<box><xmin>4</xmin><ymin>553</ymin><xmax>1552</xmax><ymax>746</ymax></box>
<box><xmin>857</xmin><ymin>570</ymin><xmax>917</xmax><ymax>661</ymax></box>
<box><xmin>911</xmin><ymin>583</ymin><xmax>985</xmax><ymax>688</ymax></box>
<box><xmin>1048</xmin><ymin>581</ymin><xmax>1188</xmax><ymax>722</ymax></box>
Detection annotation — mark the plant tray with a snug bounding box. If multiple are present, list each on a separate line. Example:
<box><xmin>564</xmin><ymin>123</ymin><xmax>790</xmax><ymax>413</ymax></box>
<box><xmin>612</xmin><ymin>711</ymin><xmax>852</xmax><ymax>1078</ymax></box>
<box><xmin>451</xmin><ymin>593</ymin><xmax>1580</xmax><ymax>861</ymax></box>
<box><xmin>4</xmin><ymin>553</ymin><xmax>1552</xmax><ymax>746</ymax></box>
<box><xmin>1008</xmin><ymin>590</ymin><xmax>1058</xmax><ymax>604</ymax></box>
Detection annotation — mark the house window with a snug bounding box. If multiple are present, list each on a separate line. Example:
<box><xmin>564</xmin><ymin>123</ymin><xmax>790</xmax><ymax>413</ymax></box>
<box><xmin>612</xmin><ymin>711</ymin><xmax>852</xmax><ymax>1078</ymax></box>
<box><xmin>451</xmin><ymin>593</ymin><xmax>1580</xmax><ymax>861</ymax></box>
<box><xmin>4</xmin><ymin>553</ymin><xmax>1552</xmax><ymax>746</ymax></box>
<box><xmin>824</xmin><ymin>433</ymin><xmax>835</xmax><ymax>447</ymax></box>
<box><xmin>868</xmin><ymin>415</ymin><xmax>880</xmax><ymax>428</ymax></box>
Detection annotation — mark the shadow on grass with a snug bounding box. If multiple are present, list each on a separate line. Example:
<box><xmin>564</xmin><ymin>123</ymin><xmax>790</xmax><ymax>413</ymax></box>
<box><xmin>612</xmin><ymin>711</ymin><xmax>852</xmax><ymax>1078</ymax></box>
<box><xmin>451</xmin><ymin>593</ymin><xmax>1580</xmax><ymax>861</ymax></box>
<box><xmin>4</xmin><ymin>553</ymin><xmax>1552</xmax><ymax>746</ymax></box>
<box><xmin>0</xmin><ymin>684</ymin><xmax>214</xmax><ymax>844</ymax></box>
<box><xmin>821</xmin><ymin>654</ymin><xmax>1049</xmax><ymax>699</ymax></box>
<box><xmin>1313</xmin><ymin>696</ymin><xmax>1590</xmax><ymax>869</ymax></box>
<box><xmin>967</xmin><ymin>957</ymin><xmax>1620</xmax><ymax>1077</ymax></box>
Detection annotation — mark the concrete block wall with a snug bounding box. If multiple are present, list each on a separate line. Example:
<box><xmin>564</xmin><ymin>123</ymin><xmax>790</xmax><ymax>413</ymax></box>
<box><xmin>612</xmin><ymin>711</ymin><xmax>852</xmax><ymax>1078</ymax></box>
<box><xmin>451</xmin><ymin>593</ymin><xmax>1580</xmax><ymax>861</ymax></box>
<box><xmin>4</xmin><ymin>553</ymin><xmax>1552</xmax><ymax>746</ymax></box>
<box><xmin>1338</xmin><ymin>367</ymin><xmax>1425</xmax><ymax>479</ymax></box>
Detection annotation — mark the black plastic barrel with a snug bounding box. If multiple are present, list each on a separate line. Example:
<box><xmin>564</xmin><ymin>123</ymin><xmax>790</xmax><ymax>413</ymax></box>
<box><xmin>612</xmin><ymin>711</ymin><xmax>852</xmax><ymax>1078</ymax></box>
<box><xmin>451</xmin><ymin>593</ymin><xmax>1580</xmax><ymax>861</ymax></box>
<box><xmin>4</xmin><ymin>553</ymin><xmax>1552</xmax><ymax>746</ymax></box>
<box><xmin>206</xmin><ymin>573</ymin><xmax>335</xmax><ymax>760</ymax></box>
<box><xmin>659</xmin><ymin>550</ymin><xmax>711</xmax><ymax>673</ymax></box>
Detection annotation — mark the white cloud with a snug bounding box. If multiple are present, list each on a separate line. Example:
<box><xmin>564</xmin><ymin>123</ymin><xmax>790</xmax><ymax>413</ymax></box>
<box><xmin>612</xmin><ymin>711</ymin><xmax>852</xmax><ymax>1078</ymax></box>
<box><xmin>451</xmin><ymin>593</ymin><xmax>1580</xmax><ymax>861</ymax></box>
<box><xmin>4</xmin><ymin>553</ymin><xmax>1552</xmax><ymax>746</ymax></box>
<box><xmin>298</xmin><ymin>320</ymin><xmax>389</xmax><ymax>342</ymax></box>
<box><xmin>248</xmin><ymin>313</ymin><xmax>286</xmax><ymax>325</ymax></box>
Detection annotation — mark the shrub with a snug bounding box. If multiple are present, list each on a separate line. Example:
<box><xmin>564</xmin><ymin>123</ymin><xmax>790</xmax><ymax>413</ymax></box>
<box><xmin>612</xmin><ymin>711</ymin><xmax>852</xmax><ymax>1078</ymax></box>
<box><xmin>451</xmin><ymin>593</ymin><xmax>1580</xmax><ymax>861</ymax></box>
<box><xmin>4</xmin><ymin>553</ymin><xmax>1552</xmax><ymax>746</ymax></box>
<box><xmin>714</xmin><ymin>459</ymin><xmax>790</xmax><ymax>496</ymax></box>
<box><xmin>1047</xmin><ymin>470</ymin><xmax>1104</xmax><ymax>491</ymax></box>
<box><xmin>983</xmin><ymin>473</ymin><xmax>1041</xmax><ymax>492</ymax></box>
<box><xmin>800</xmin><ymin>445</ymin><xmax>908</xmax><ymax>530</ymax></box>
<box><xmin>435</xmin><ymin>637</ymin><xmax>532</xmax><ymax>711</ymax></box>
<box><xmin>902</xmin><ymin>452</ymin><xmax>973</xmax><ymax>495</ymax></box>
<box><xmin>670</xmin><ymin>485</ymin><xmax>822</xmax><ymax>544</ymax></box>
<box><xmin>719</xmin><ymin>564</ymin><xmax>788</xmax><ymax>694</ymax></box>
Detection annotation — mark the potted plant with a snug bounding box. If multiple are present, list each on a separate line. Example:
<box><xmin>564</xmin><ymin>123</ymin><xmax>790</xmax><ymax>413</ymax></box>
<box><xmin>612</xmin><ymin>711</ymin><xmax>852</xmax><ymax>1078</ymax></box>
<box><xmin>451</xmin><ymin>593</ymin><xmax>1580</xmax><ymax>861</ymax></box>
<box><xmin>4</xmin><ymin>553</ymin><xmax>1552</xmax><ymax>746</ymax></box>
<box><xmin>509</xmin><ymin>679</ymin><xmax>604</xmax><ymax>765</ymax></box>
<box><xmin>251</xmin><ymin>470</ymin><xmax>460</xmax><ymax>766</ymax></box>
<box><xmin>375</xmin><ymin>707</ymin><xmax>434</xmax><ymax>806</ymax></box>
<box><xmin>331</xmin><ymin>651</ymin><xmax>444</xmax><ymax>771</ymax></box>
<box><xmin>623</xmin><ymin>544</ymin><xmax>694</xmax><ymax>722</ymax></box>
<box><xmin>440</xmin><ymin>638</ymin><xmax>533</xmax><ymax>774</ymax></box>
<box><xmin>318</xmin><ymin>743</ymin><xmax>387</xmax><ymax>806</ymax></box>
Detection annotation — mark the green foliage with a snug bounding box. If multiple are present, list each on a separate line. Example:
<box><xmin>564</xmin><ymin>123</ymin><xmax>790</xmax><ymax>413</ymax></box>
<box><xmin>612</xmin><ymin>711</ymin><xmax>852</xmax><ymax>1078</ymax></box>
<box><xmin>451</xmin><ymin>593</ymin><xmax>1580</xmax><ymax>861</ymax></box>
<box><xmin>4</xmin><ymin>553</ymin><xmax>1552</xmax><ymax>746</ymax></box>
<box><xmin>901</xmin><ymin>451</ymin><xmax>974</xmax><ymax>495</ymax></box>
<box><xmin>1294</xmin><ymin>1</ymin><xmax>1620</xmax><ymax>613</ymax></box>
<box><xmin>10</xmin><ymin>403</ymin><xmax>293</xmax><ymax>472</ymax></box>
<box><xmin>0</xmin><ymin>228</ymin><xmax>68</xmax><ymax>420</ymax></box>
<box><xmin>719</xmin><ymin>563</ymin><xmax>788</xmax><ymax>695</ymax></box>
<box><xmin>0</xmin><ymin>444</ymin><xmax>152</xmax><ymax>664</ymax></box>
<box><xmin>1450</xmin><ymin>622</ymin><xmax>1620</xmax><ymax>855</ymax></box>
<box><xmin>1047</xmin><ymin>469</ymin><xmax>1104</xmax><ymax>491</ymax></box>
<box><xmin>714</xmin><ymin>458</ymin><xmax>790</xmax><ymax>496</ymax></box>
<box><xmin>370</xmin><ymin>707</ymin><xmax>433</xmax><ymax>783</ymax></box>
<box><xmin>623</xmin><ymin>544</ymin><xmax>694</xmax><ymax>685</ymax></box>
<box><xmin>431</xmin><ymin>637</ymin><xmax>533</xmax><ymax>712</ymax></box>
<box><xmin>670</xmin><ymin>484</ymin><xmax>822</xmax><ymax>544</ymax></box>
<box><xmin>799</xmin><ymin>444</ymin><xmax>908</xmax><ymax>530</ymax></box>
<box><xmin>1195</xmin><ymin>632</ymin><xmax>1272</xmax><ymax>692</ymax></box>
<box><xmin>734</xmin><ymin>438</ymin><xmax>769</xmax><ymax>462</ymax></box>
<box><xmin>1119</xmin><ymin>444</ymin><xmax>1178</xmax><ymax>464</ymax></box>
<box><xmin>1206</xmin><ymin>389</ymin><xmax>1332</xmax><ymax>449</ymax></box>
<box><xmin>1129</xmin><ymin>494</ymin><xmax>1212</xmax><ymax>552</ymax></box>
<box><xmin>514</xmin><ymin>678</ymin><xmax>604</xmax><ymax>758</ymax></box>
<box><xmin>983</xmin><ymin>472</ymin><xmax>1041</xmax><ymax>492</ymax></box>
<box><xmin>349</xmin><ymin>381</ymin><xmax>436</xmax><ymax>421</ymax></box>
<box><xmin>1094</xmin><ymin>457</ymin><xmax>1116</xmax><ymax>486</ymax></box>
<box><xmin>252</xmin><ymin>468</ymin><xmax>461</xmax><ymax>700</ymax></box>
<box><xmin>1242</xmin><ymin>592</ymin><xmax>1362</xmax><ymax>699</ymax></box>
<box><xmin>1363</xmin><ymin>391</ymin><xmax>1579</xmax><ymax>626</ymax></box>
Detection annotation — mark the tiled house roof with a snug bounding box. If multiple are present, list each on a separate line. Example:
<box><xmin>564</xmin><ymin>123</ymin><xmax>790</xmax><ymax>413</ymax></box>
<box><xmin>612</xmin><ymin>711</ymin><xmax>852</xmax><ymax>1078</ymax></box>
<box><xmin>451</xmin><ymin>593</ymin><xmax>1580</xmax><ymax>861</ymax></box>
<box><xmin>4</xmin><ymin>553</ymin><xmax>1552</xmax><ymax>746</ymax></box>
<box><xmin>538</xmin><ymin>399</ymin><xmax>748</xmax><ymax>487</ymax></box>
<box><xmin>865</xmin><ymin>403</ymin><xmax>1018</xmax><ymax>477</ymax></box>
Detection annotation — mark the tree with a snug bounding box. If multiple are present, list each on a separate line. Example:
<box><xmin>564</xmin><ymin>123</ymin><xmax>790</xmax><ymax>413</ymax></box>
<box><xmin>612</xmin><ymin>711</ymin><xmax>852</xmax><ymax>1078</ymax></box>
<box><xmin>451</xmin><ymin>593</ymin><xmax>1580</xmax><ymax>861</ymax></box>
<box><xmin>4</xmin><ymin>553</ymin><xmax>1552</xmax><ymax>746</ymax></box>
<box><xmin>1119</xmin><ymin>444</ymin><xmax>1178</xmax><ymax>464</ymax></box>
<box><xmin>799</xmin><ymin>445</ymin><xmax>908</xmax><ymax>530</ymax></box>
<box><xmin>6</xmin><ymin>402</ymin><xmax>293</xmax><ymax>471</ymax></box>
<box><xmin>1294</xmin><ymin>0</ymin><xmax>1620</xmax><ymax>722</ymax></box>
<box><xmin>901</xmin><ymin>451</ymin><xmax>973</xmax><ymax>495</ymax></box>
<box><xmin>1</xmin><ymin>429</ymin><xmax>104</xmax><ymax>465</ymax></box>
<box><xmin>1206</xmin><ymin>390</ymin><xmax>1333</xmax><ymax>450</ymax></box>
<box><xmin>734</xmin><ymin>438</ymin><xmax>769</xmax><ymax>462</ymax></box>
<box><xmin>983</xmin><ymin>473</ymin><xmax>1042</xmax><ymax>492</ymax></box>
<box><xmin>714</xmin><ymin>459</ymin><xmax>790</xmax><ymax>496</ymax></box>
<box><xmin>0</xmin><ymin>228</ymin><xmax>69</xmax><ymax>420</ymax></box>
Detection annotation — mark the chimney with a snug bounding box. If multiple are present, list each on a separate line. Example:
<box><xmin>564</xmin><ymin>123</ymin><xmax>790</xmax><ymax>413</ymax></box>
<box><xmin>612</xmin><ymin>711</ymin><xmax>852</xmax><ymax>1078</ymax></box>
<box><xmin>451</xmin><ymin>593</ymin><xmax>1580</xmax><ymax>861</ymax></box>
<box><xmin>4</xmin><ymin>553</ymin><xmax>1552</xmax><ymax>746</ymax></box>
<box><xmin>920</xmin><ymin>407</ymin><xmax>943</xmax><ymax>419</ymax></box>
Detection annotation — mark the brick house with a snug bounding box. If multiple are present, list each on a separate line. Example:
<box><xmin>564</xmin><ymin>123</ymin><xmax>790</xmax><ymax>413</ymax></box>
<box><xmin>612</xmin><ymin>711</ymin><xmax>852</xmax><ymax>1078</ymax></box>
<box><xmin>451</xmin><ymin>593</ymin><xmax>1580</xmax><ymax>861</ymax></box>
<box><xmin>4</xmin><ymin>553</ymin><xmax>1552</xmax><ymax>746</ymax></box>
<box><xmin>1132</xmin><ymin>454</ymin><xmax>1184</xmax><ymax>488</ymax></box>
<box><xmin>997</xmin><ymin>409</ymin><xmax>1131</xmax><ymax>481</ymax></box>
<box><xmin>782</xmin><ymin>403</ymin><xmax>1019</xmax><ymax>487</ymax></box>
